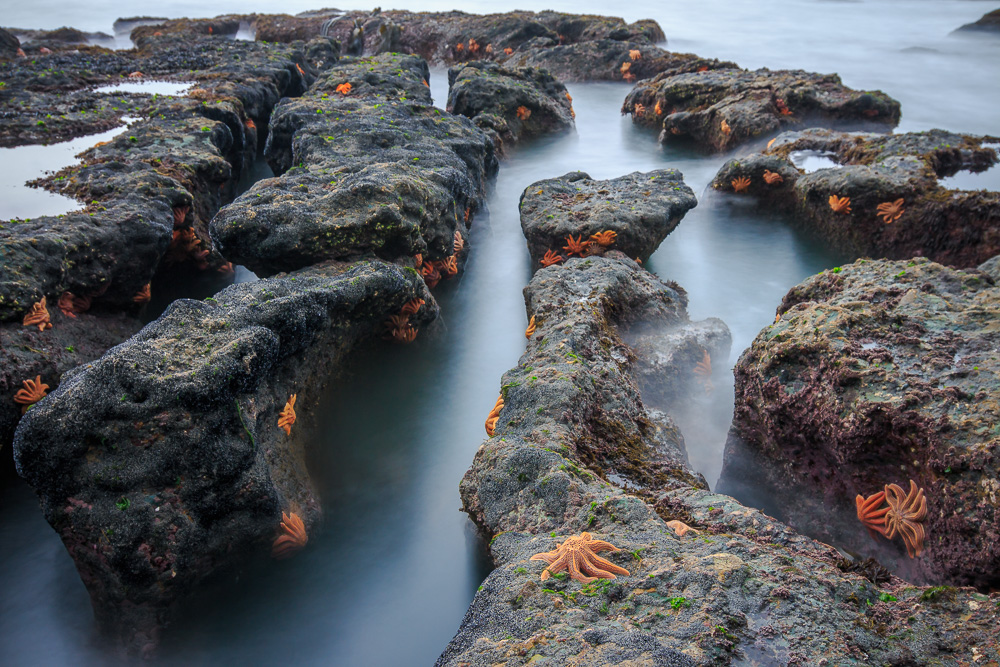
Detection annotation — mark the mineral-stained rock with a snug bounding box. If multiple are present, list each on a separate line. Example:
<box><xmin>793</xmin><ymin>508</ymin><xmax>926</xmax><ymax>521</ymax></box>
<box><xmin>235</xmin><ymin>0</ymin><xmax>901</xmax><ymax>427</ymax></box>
<box><xmin>13</xmin><ymin>259</ymin><xmax>436</xmax><ymax>655</ymax></box>
<box><xmin>446</xmin><ymin>61</ymin><xmax>574</xmax><ymax>150</ymax></box>
<box><xmin>718</xmin><ymin>256</ymin><xmax>1000</xmax><ymax>590</ymax></box>
<box><xmin>519</xmin><ymin>170</ymin><xmax>697</xmax><ymax>267</ymax></box>
<box><xmin>955</xmin><ymin>8</ymin><xmax>1000</xmax><ymax>33</ymax></box>
<box><xmin>622</xmin><ymin>68</ymin><xmax>901</xmax><ymax>153</ymax></box>
<box><xmin>441</xmin><ymin>254</ymin><xmax>999</xmax><ymax>666</ymax></box>
<box><xmin>710</xmin><ymin>128</ymin><xmax>1000</xmax><ymax>267</ymax></box>
<box><xmin>210</xmin><ymin>53</ymin><xmax>498</xmax><ymax>277</ymax></box>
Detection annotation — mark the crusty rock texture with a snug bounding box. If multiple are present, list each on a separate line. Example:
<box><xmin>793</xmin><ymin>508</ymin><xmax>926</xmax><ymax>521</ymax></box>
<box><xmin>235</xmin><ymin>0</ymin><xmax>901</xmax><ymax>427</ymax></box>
<box><xmin>711</xmin><ymin>128</ymin><xmax>1000</xmax><ymax>267</ymax></box>
<box><xmin>13</xmin><ymin>260</ymin><xmax>436</xmax><ymax>655</ymax></box>
<box><xmin>719</xmin><ymin>256</ymin><xmax>1000</xmax><ymax>590</ymax></box>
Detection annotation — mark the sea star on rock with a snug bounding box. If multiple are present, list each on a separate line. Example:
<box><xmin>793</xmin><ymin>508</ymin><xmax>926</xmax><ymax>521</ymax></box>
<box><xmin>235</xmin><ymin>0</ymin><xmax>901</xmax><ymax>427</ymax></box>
<box><xmin>172</xmin><ymin>205</ymin><xmax>190</xmax><ymax>228</ymax></box>
<box><xmin>540</xmin><ymin>249</ymin><xmax>564</xmax><ymax>267</ymax></box>
<box><xmin>278</xmin><ymin>394</ymin><xmax>297</xmax><ymax>436</ymax></box>
<box><xmin>590</xmin><ymin>230</ymin><xmax>617</xmax><ymax>247</ymax></box>
<box><xmin>855</xmin><ymin>490</ymin><xmax>890</xmax><ymax>539</ymax></box>
<box><xmin>884</xmin><ymin>479</ymin><xmax>928</xmax><ymax>558</ymax></box>
<box><xmin>762</xmin><ymin>170</ymin><xmax>783</xmax><ymax>185</ymax></box>
<box><xmin>654</xmin><ymin>101</ymin><xmax>664</xmax><ymax>115</ymax></box>
<box><xmin>400</xmin><ymin>298</ymin><xmax>425</xmax><ymax>317</ymax></box>
<box><xmin>272</xmin><ymin>512</ymin><xmax>308</xmax><ymax>559</ymax></box>
<box><xmin>775</xmin><ymin>98</ymin><xmax>793</xmax><ymax>116</ymax></box>
<box><xmin>335</xmin><ymin>82</ymin><xmax>351</xmax><ymax>95</ymax></box>
<box><xmin>485</xmin><ymin>395</ymin><xmax>504</xmax><ymax>436</ymax></box>
<box><xmin>666</xmin><ymin>520</ymin><xmax>699</xmax><ymax>537</ymax></box>
<box><xmin>133</xmin><ymin>284</ymin><xmax>152</xmax><ymax>304</ymax></box>
<box><xmin>516</xmin><ymin>106</ymin><xmax>531</xmax><ymax>121</ymax></box>
<box><xmin>14</xmin><ymin>375</ymin><xmax>50</xmax><ymax>412</ymax></box>
<box><xmin>633</xmin><ymin>103</ymin><xmax>646</xmax><ymax>118</ymax></box>
<box><xmin>876</xmin><ymin>198</ymin><xmax>905</xmax><ymax>223</ymax></box>
<box><xmin>57</xmin><ymin>291</ymin><xmax>91</xmax><ymax>318</ymax></box>
<box><xmin>693</xmin><ymin>350</ymin><xmax>714</xmax><ymax>394</ymax></box>
<box><xmin>828</xmin><ymin>195</ymin><xmax>852</xmax><ymax>214</ymax></box>
<box><xmin>23</xmin><ymin>297</ymin><xmax>53</xmax><ymax>331</ymax></box>
<box><xmin>421</xmin><ymin>262</ymin><xmax>441</xmax><ymax>288</ymax></box>
<box><xmin>525</xmin><ymin>315</ymin><xmax>536</xmax><ymax>339</ymax></box>
<box><xmin>390</xmin><ymin>325</ymin><xmax>418</xmax><ymax>343</ymax></box>
<box><xmin>731</xmin><ymin>176</ymin><xmax>751</xmax><ymax>193</ymax></box>
<box><xmin>468</xmin><ymin>38</ymin><xmax>480</xmax><ymax>54</ymax></box>
<box><xmin>436</xmin><ymin>255</ymin><xmax>459</xmax><ymax>277</ymax></box>
<box><xmin>629</xmin><ymin>49</ymin><xmax>642</xmax><ymax>61</ymax></box>
<box><xmin>384</xmin><ymin>314</ymin><xmax>410</xmax><ymax>332</ymax></box>
<box><xmin>720</xmin><ymin>119</ymin><xmax>732</xmax><ymax>135</ymax></box>
<box><xmin>128</xmin><ymin>71</ymin><xmax>143</xmax><ymax>79</ymax></box>
<box><xmin>454</xmin><ymin>230</ymin><xmax>465</xmax><ymax>253</ymax></box>
<box><xmin>766</xmin><ymin>138</ymin><xmax>777</xmax><ymax>150</ymax></box>
<box><xmin>620</xmin><ymin>61</ymin><xmax>632</xmax><ymax>75</ymax></box>
<box><xmin>504</xmin><ymin>47</ymin><xmax>513</xmax><ymax>55</ymax></box>
<box><xmin>530</xmin><ymin>532</ymin><xmax>631</xmax><ymax>583</ymax></box>
<box><xmin>563</xmin><ymin>235</ymin><xmax>591</xmax><ymax>258</ymax></box>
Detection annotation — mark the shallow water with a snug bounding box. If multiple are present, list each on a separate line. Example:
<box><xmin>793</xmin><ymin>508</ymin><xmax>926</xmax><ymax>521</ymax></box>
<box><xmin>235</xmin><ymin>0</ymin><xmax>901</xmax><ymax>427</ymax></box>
<box><xmin>91</xmin><ymin>81</ymin><xmax>195</xmax><ymax>95</ymax></box>
<box><xmin>2</xmin><ymin>3</ymin><xmax>998</xmax><ymax>666</ymax></box>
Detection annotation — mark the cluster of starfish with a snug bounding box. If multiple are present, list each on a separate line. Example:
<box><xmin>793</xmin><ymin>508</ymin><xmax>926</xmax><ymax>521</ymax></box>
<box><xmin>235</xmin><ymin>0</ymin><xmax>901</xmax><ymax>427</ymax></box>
<box><xmin>57</xmin><ymin>291</ymin><xmax>91</xmax><ymax>318</ymax></box>
<box><xmin>530</xmin><ymin>532</ymin><xmax>630</xmax><ymax>583</ymax></box>
<box><xmin>693</xmin><ymin>350</ymin><xmax>714</xmax><ymax>394</ymax></box>
<box><xmin>22</xmin><ymin>297</ymin><xmax>53</xmax><ymax>331</ymax></box>
<box><xmin>14</xmin><ymin>375</ymin><xmax>49</xmax><ymax>413</ymax></box>
<box><xmin>383</xmin><ymin>298</ymin><xmax>425</xmax><ymax>343</ymax></box>
<box><xmin>272</xmin><ymin>511</ymin><xmax>308</xmax><ymax>559</ymax></box>
<box><xmin>856</xmin><ymin>479</ymin><xmax>928</xmax><ymax>558</ymax></box>
<box><xmin>516</xmin><ymin>106</ymin><xmax>532</xmax><ymax>121</ymax></box>
<box><xmin>277</xmin><ymin>394</ymin><xmax>297</xmax><ymax>435</ymax></box>
<box><xmin>166</xmin><ymin>228</ymin><xmax>211</xmax><ymax>269</ymax></box>
<box><xmin>620</xmin><ymin>61</ymin><xmax>636</xmax><ymax>83</ymax></box>
<box><xmin>539</xmin><ymin>230</ymin><xmax>618</xmax><ymax>268</ymax></box>
<box><xmin>485</xmin><ymin>395</ymin><xmax>504</xmax><ymax>436</ymax></box>
<box><xmin>828</xmin><ymin>195</ymin><xmax>852</xmax><ymax>214</ymax></box>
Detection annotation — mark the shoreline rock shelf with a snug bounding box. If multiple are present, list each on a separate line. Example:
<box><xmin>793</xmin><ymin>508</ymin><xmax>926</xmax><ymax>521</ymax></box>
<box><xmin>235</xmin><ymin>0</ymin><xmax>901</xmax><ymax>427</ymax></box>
<box><xmin>711</xmin><ymin>128</ymin><xmax>1000</xmax><ymax>268</ymax></box>
<box><xmin>13</xmin><ymin>260</ymin><xmax>436</xmax><ymax>655</ymax></box>
<box><xmin>719</xmin><ymin>256</ymin><xmax>1000</xmax><ymax>590</ymax></box>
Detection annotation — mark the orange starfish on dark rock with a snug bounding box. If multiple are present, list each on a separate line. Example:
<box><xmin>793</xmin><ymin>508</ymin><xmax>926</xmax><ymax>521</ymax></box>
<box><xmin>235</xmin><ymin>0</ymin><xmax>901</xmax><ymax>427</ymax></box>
<box><xmin>693</xmin><ymin>350</ymin><xmax>714</xmax><ymax>394</ymax></box>
<box><xmin>272</xmin><ymin>511</ymin><xmax>308</xmax><ymax>559</ymax></box>
<box><xmin>731</xmin><ymin>176</ymin><xmax>751</xmax><ymax>193</ymax></box>
<box><xmin>629</xmin><ymin>49</ymin><xmax>642</xmax><ymax>61</ymax></box>
<box><xmin>876</xmin><ymin>198</ymin><xmax>905</xmax><ymax>224</ymax></box>
<box><xmin>829</xmin><ymin>195</ymin><xmax>852</xmax><ymax>214</ymax></box>
<box><xmin>654</xmin><ymin>101</ymin><xmax>663</xmax><ymax>115</ymax></box>
<box><xmin>384</xmin><ymin>314</ymin><xmax>411</xmax><ymax>332</ymax></box>
<box><xmin>762</xmin><ymin>170</ymin><xmax>783</xmax><ymax>185</ymax></box>
<box><xmin>884</xmin><ymin>480</ymin><xmax>928</xmax><ymax>558</ymax></box>
<box><xmin>421</xmin><ymin>263</ymin><xmax>441</xmax><ymax>288</ymax></box>
<box><xmin>485</xmin><ymin>395</ymin><xmax>504</xmax><ymax>436</ymax></box>
<box><xmin>335</xmin><ymin>82</ymin><xmax>351</xmax><ymax>95</ymax></box>
<box><xmin>563</xmin><ymin>234</ymin><xmax>591</xmax><ymax>257</ymax></box>
<box><xmin>58</xmin><ymin>291</ymin><xmax>91</xmax><ymax>318</ymax></box>
<box><xmin>720</xmin><ymin>119</ymin><xmax>731</xmax><ymax>135</ymax></box>
<box><xmin>516</xmin><ymin>106</ymin><xmax>531</xmax><ymax>121</ymax></box>
<box><xmin>590</xmin><ymin>230</ymin><xmax>617</xmax><ymax>247</ymax></box>
<box><xmin>525</xmin><ymin>315</ymin><xmax>536</xmax><ymax>338</ymax></box>
<box><xmin>856</xmin><ymin>489</ymin><xmax>890</xmax><ymax>540</ymax></box>
<box><xmin>133</xmin><ymin>284</ymin><xmax>152</xmax><ymax>304</ymax></box>
<box><xmin>454</xmin><ymin>230</ymin><xmax>465</xmax><ymax>254</ymax></box>
<box><xmin>400</xmin><ymin>299</ymin><xmax>425</xmax><ymax>317</ymax></box>
<box><xmin>666</xmin><ymin>520</ymin><xmax>700</xmax><ymax>537</ymax></box>
<box><xmin>530</xmin><ymin>532</ymin><xmax>630</xmax><ymax>583</ymax></box>
<box><xmin>436</xmin><ymin>255</ymin><xmax>459</xmax><ymax>277</ymax></box>
<box><xmin>504</xmin><ymin>47</ymin><xmax>513</xmax><ymax>55</ymax></box>
<box><xmin>540</xmin><ymin>250</ymin><xmax>564</xmax><ymax>267</ymax></box>
<box><xmin>172</xmin><ymin>205</ymin><xmax>190</xmax><ymax>228</ymax></box>
<box><xmin>278</xmin><ymin>394</ymin><xmax>297</xmax><ymax>435</ymax></box>
<box><xmin>390</xmin><ymin>325</ymin><xmax>418</xmax><ymax>343</ymax></box>
<box><xmin>14</xmin><ymin>375</ymin><xmax>50</xmax><ymax>412</ymax></box>
<box><xmin>23</xmin><ymin>297</ymin><xmax>53</xmax><ymax>331</ymax></box>
<box><xmin>633</xmin><ymin>103</ymin><xmax>646</xmax><ymax>118</ymax></box>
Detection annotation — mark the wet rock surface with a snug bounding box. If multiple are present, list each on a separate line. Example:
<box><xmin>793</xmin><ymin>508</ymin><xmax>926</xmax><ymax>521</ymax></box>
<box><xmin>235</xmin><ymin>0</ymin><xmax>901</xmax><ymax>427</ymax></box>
<box><xmin>711</xmin><ymin>128</ymin><xmax>1000</xmax><ymax>267</ymax></box>
<box><xmin>623</xmin><ymin>68</ymin><xmax>901</xmax><ymax>153</ymax></box>
<box><xmin>210</xmin><ymin>52</ymin><xmax>497</xmax><ymax>277</ymax></box>
<box><xmin>0</xmin><ymin>27</ymin><xmax>20</xmax><ymax>60</ymax></box>
<box><xmin>956</xmin><ymin>8</ymin><xmax>1000</xmax><ymax>33</ymax></box>
<box><xmin>442</xmin><ymin>254</ymin><xmax>999</xmax><ymax>666</ymax></box>
<box><xmin>519</xmin><ymin>170</ymin><xmax>697</xmax><ymax>267</ymax></box>
<box><xmin>719</xmin><ymin>256</ymin><xmax>1000</xmax><ymax>590</ymax></box>
<box><xmin>13</xmin><ymin>259</ymin><xmax>436</xmax><ymax>655</ymax></box>
<box><xmin>446</xmin><ymin>61</ymin><xmax>574</xmax><ymax>150</ymax></box>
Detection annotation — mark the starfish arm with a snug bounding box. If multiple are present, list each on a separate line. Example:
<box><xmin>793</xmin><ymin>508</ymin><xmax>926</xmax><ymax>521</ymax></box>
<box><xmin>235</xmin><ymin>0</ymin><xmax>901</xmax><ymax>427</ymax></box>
<box><xmin>530</xmin><ymin>550</ymin><xmax>560</xmax><ymax>565</ymax></box>
<box><xmin>582</xmin><ymin>552</ymin><xmax>630</xmax><ymax>578</ymax></box>
<box><xmin>567</xmin><ymin>552</ymin><xmax>598</xmax><ymax>584</ymax></box>
<box><xmin>585</xmin><ymin>539</ymin><xmax>620</xmax><ymax>553</ymax></box>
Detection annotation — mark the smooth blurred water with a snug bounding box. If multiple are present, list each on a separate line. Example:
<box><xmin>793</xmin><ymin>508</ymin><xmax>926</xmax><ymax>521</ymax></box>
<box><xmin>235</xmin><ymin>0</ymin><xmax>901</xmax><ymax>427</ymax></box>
<box><xmin>1</xmin><ymin>3</ymin><xmax>998</xmax><ymax>666</ymax></box>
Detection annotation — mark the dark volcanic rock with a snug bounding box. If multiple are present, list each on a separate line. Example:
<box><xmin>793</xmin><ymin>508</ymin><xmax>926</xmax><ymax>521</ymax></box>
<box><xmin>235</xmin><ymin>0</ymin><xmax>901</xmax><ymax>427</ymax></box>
<box><xmin>13</xmin><ymin>259</ymin><xmax>436</xmax><ymax>654</ymax></box>
<box><xmin>446</xmin><ymin>61</ymin><xmax>575</xmax><ymax>150</ymax></box>
<box><xmin>519</xmin><ymin>170</ymin><xmax>697</xmax><ymax>268</ymax></box>
<box><xmin>718</xmin><ymin>256</ymin><xmax>1000</xmax><ymax>590</ymax></box>
<box><xmin>622</xmin><ymin>68</ymin><xmax>901</xmax><ymax>153</ymax></box>
<box><xmin>955</xmin><ymin>8</ymin><xmax>1000</xmax><ymax>33</ymax></box>
<box><xmin>441</xmin><ymin>255</ymin><xmax>1000</xmax><ymax>666</ymax></box>
<box><xmin>13</xmin><ymin>26</ymin><xmax>113</xmax><ymax>49</ymax></box>
<box><xmin>504</xmin><ymin>40</ymin><xmax>737</xmax><ymax>83</ymax></box>
<box><xmin>0</xmin><ymin>27</ymin><xmax>20</xmax><ymax>60</ymax></box>
<box><xmin>211</xmin><ymin>53</ymin><xmax>497</xmax><ymax>277</ymax></box>
<box><xmin>711</xmin><ymin>128</ymin><xmax>1000</xmax><ymax>267</ymax></box>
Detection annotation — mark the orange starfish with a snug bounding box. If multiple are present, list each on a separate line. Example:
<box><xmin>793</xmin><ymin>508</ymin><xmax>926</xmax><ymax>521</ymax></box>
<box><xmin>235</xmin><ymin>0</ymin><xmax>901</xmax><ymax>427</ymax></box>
<box><xmin>876</xmin><ymin>198</ymin><xmax>905</xmax><ymax>224</ymax></box>
<box><xmin>245</xmin><ymin>119</ymin><xmax>256</xmax><ymax>130</ymax></box>
<box><xmin>128</xmin><ymin>71</ymin><xmax>144</xmax><ymax>79</ymax></box>
<box><xmin>485</xmin><ymin>44</ymin><xmax>493</xmax><ymax>55</ymax></box>
<box><xmin>766</xmin><ymin>138</ymin><xmax>777</xmax><ymax>150</ymax></box>
<box><xmin>400</xmin><ymin>298</ymin><xmax>425</xmax><ymax>317</ymax></box>
<box><xmin>295</xmin><ymin>63</ymin><xmax>306</xmax><ymax>76</ymax></box>
<box><xmin>384</xmin><ymin>314</ymin><xmax>411</xmax><ymax>331</ymax></box>
<box><xmin>540</xmin><ymin>250</ymin><xmax>564</xmax><ymax>267</ymax></box>
<box><xmin>172</xmin><ymin>205</ymin><xmax>190</xmax><ymax>228</ymax></box>
<box><xmin>629</xmin><ymin>49</ymin><xmax>642</xmax><ymax>61</ymax></box>
<box><xmin>278</xmin><ymin>394</ymin><xmax>297</xmax><ymax>436</ymax></box>
<box><xmin>884</xmin><ymin>480</ymin><xmax>928</xmax><ymax>558</ymax></box>
<box><xmin>421</xmin><ymin>263</ymin><xmax>441</xmax><ymax>288</ymax></box>
<box><xmin>504</xmin><ymin>47</ymin><xmax>513</xmax><ymax>55</ymax></box>
<box><xmin>23</xmin><ymin>297</ymin><xmax>53</xmax><ymax>331</ymax></box>
<box><xmin>762</xmin><ymin>170</ymin><xmax>783</xmax><ymax>185</ymax></box>
<box><xmin>14</xmin><ymin>375</ymin><xmax>49</xmax><ymax>412</ymax></box>
<box><xmin>855</xmin><ymin>490</ymin><xmax>890</xmax><ymax>540</ymax></box>
<box><xmin>828</xmin><ymin>195</ymin><xmax>852</xmax><ymax>214</ymax></box>
<box><xmin>623</xmin><ymin>73</ymin><xmax>636</xmax><ymax>83</ymax></box>
<box><xmin>218</xmin><ymin>261</ymin><xmax>235</xmax><ymax>276</ymax></box>
<box><xmin>633</xmin><ymin>103</ymin><xmax>646</xmax><ymax>117</ymax></box>
<box><xmin>436</xmin><ymin>255</ymin><xmax>459</xmax><ymax>277</ymax></box>
<box><xmin>775</xmin><ymin>98</ymin><xmax>793</xmax><ymax>116</ymax></box>
<box><xmin>390</xmin><ymin>325</ymin><xmax>418</xmax><ymax>343</ymax></box>
<box><xmin>525</xmin><ymin>315</ymin><xmax>536</xmax><ymax>339</ymax></box>
<box><xmin>693</xmin><ymin>350</ymin><xmax>714</xmax><ymax>394</ymax></box>
<box><xmin>57</xmin><ymin>291</ymin><xmax>91</xmax><ymax>318</ymax></box>
<box><xmin>563</xmin><ymin>234</ymin><xmax>591</xmax><ymax>257</ymax></box>
<box><xmin>272</xmin><ymin>511</ymin><xmax>308</xmax><ymax>559</ymax></box>
<box><xmin>335</xmin><ymin>82</ymin><xmax>351</xmax><ymax>95</ymax></box>
<box><xmin>516</xmin><ymin>106</ymin><xmax>531</xmax><ymax>121</ymax></box>
<box><xmin>413</xmin><ymin>253</ymin><xmax>423</xmax><ymax>269</ymax></box>
<box><xmin>485</xmin><ymin>395</ymin><xmax>504</xmax><ymax>436</ymax></box>
<box><xmin>620</xmin><ymin>61</ymin><xmax>632</xmax><ymax>75</ymax></box>
<box><xmin>666</xmin><ymin>520</ymin><xmax>700</xmax><ymax>537</ymax></box>
<box><xmin>455</xmin><ymin>42</ymin><xmax>465</xmax><ymax>53</ymax></box>
<box><xmin>654</xmin><ymin>101</ymin><xmax>663</xmax><ymax>115</ymax></box>
<box><xmin>720</xmin><ymin>119</ymin><xmax>731</xmax><ymax>135</ymax></box>
<box><xmin>454</xmin><ymin>230</ymin><xmax>465</xmax><ymax>253</ymax></box>
<box><xmin>468</xmin><ymin>38</ymin><xmax>479</xmax><ymax>54</ymax></box>
<box><xmin>731</xmin><ymin>176</ymin><xmax>751</xmax><ymax>193</ymax></box>
<box><xmin>530</xmin><ymin>532</ymin><xmax>630</xmax><ymax>583</ymax></box>
<box><xmin>590</xmin><ymin>230</ymin><xmax>617</xmax><ymax>247</ymax></box>
<box><xmin>133</xmin><ymin>284</ymin><xmax>152</xmax><ymax>304</ymax></box>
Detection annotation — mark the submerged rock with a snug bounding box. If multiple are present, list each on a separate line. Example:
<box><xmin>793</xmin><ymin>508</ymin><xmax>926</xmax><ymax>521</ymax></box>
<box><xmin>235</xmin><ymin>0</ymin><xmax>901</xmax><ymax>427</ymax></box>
<box><xmin>623</xmin><ymin>68</ymin><xmax>901</xmax><ymax>153</ymax></box>
<box><xmin>519</xmin><ymin>170</ymin><xmax>697</xmax><ymax>268</ymax></box>
<box><xmin>13</xmin><ymin>259</ymin><xmax>436</xmax><ymax>655</ymax></box>
<box><xmin>711</xmin><ymin>128</ymin><xmax>1000</xmax><ymax>267</ymax></box>
<box><xmin>211</xmin><ymin>53</ymin><xmax>497</xmax><ymax>277</ymax></box>
<box><xmin>719</xmin><ymin>256</ymin><xmax>1000</xmax><ymax>590</ymax></box>
<box><xmin>446</xmin><ymin>61</ymin><xmax>575</xmax><ymax>151</ymax></box>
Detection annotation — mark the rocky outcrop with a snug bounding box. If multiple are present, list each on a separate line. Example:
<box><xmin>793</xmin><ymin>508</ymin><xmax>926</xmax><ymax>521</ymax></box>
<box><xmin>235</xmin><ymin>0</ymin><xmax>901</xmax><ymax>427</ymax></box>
<box><xmin>446</xmin><ymin>61</ymin><xmax>574</xmax><ymax>150</ymax></box>
<box><xmin>623</xmin><ymin>68</ymin><xmax>901</xmax><ymax>153</ymax></box>
<box><xmin>719</xmin><ymin>256</ymin><xmax>1000</xmax><ymax>590</ymax></box>
<box><xmin>710</xmin><ymin>128</ymin><xmax>1000</xmax><ymax>267</ymax></box>
<box><xmin>13</xmin><ymin>259</ymin><xmax>436</xmax><ymax>655</ymax></box>
<box><xmin>0</xmin><ymin>27</ymin><xmax>21</xmax><ymax>60</ymax></box>
<box><xmin>441</xmin><ymin>254</ymin><xmax>999</xmax><ymax>666</ymax></box>
<box><xmin>955</xmin><ymin>8</ymin><xmax>1000</xmax><ymax>33</ymax></box>
<box><xmin>210</xmin><ymin>53</ymin><xmax>497</xmax><ymax>277</ymax></box>
<box><xmin>519</xmin><ymin>170</ymin><xmax>697</xmax><ymax>268</ymax></box>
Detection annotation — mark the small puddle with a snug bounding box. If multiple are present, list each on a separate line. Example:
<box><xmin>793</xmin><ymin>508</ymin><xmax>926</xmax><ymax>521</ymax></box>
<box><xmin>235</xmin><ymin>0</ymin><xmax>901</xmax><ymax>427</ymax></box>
<box><xmin>92</xmin><ymin>81</ymin><xmax>194</xmax><ymax>96</ymax></box>
<box><xmin>0</xmin><ymin>118</ymin><xmax>138</xmax><ymax>219</ymax></box>
<box><xmin>789</xmin><ymin>150</ymin><xmax>841</xmax><ymax>172</ymax></box>
<box><xmin>938</xmin><ymin>145</ymin><xmax>1000</xmax><ymax>191</ymax></box>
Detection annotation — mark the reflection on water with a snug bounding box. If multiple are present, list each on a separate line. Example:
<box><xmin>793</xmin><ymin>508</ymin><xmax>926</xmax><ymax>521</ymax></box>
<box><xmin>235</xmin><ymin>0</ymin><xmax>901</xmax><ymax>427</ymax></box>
<box><xmin>92</xmin><ymin>81</ymin><xmax>194</xmax><ymax>95</ymax></box>
<box><xmin>789</xmin><ymin>149</ymin><xmax>842</xmax><ymax>173</ymax></box>
<box><xmin>939</xmin><ymin>161</ymin><xmax>1000</xmax><ymax>192</ymax></box>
